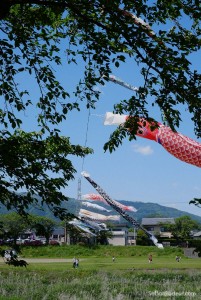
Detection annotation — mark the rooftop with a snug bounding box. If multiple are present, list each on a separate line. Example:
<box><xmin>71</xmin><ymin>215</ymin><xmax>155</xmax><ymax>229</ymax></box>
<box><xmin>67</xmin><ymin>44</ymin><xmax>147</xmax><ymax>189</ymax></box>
<box><xmin>141</xmin><ymin>218</ymin><xmax>175</xmax><ymax>225</ymax></box>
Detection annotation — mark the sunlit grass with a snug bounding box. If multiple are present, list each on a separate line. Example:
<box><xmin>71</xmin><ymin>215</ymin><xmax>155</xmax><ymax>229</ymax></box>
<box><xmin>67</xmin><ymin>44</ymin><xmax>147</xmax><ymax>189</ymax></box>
<box><xmin>0</xmin><ymin>267</ymin><xmax>200</xmax><ymax>300</ymax></box>
<box><xmin>4</xmin><ymin>244</ymin><xmax>184</xmax><ymax>259</ymax></box>
<box><xmin>0</xmin><ymin>245</ymin><xmax>200</xmax><ymax>299</ymax></box>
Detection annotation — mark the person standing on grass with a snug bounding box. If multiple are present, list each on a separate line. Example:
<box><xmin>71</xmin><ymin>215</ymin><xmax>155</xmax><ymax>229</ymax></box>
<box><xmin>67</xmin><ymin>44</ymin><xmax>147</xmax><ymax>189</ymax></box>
<box><xmin>73</xmin><ymin>257</ymin><xmax>76</xmax><ymax>268</ymax></box>
<box><xmin>148</xmin><ymin>254</ymin><xmax>152</xmax><ymax>263</ymax></box>
<box><xmin>11</xmin><ymin>249</ymin><xmax>17</xmax><ymax>260</ymax></box>
<box><xmin>176</xmin><ymin>256</ymin><xmax>181</xmax><ymax>262</ymax></box>
<box><xmin>4</xmin><ymin>250</ymin><xmax>11</xmax><ymax>262</ymax></box>
<box><xmin>75</xmin><ymin>258</ymin><xmax>79</xmax><ymax>268</ymax></box>
<box><xmin>112</xmin><ymin>256</ymin><xmax>115</xmax><ymax>262</ymax></box>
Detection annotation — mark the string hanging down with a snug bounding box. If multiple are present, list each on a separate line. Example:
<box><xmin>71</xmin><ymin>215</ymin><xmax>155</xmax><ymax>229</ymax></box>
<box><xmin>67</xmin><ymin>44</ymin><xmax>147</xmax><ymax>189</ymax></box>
<box><xmin>81</xmin><ymin>107</ymin><xmax>91</xmax><ymax>172</ymax></box>
<box><xmin>75</xmin><ymin>107</ymin><xmax>91</xmax><ymax>218</ymax></box>
<box><xmin>81</xmin><ymin>171</ymin><xmax>163</xmax><ymax>249</ymax></box>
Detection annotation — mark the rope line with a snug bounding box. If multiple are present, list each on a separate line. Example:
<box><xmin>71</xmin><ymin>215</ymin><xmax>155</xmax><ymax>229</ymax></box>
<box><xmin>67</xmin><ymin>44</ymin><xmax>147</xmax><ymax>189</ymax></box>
<box><xmin>76</xmin><ymin>107</ymin><xmax>91</xmax><ymax>209</ymax></box>
<box><xmin>81</xmin><ymin>107</ymin><xmax>91</xmax><ymax>172</ymax></box>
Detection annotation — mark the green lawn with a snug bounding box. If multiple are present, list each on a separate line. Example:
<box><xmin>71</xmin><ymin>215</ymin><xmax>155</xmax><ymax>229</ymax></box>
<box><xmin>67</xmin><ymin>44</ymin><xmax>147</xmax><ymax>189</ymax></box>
<box><xmin>1</xmin><ymin>256</ymin><xmax>200</xmax><ymax>272</ymax></box>
<box><xmin>0</xmin><ymin>246</ymin><xmax>200</xmax><ymax>299</ymax></box>
<box><xmin>5</xmin><ymin>244</ymin><xmax>186</xmax><ymax>258</ymax></box>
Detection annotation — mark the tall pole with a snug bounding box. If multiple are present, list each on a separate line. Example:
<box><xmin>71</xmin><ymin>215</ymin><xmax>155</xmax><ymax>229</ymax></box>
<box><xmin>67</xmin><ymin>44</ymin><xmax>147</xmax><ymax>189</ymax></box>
<box><xmin>66</xmin><ymin>178</ymin><xmax>82</xmax><ymax>245</ymax></box>
<box><xmin>134</xmin><ymin>226</ymin><xmax>136</xmax><ymax>245</ymax></box>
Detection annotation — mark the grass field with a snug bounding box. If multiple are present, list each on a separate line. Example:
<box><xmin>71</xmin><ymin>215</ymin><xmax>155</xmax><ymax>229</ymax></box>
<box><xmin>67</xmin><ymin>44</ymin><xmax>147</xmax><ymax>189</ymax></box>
<box><xmin>5</xmin><ymin>244</ymin><xmax>186</xmax><ymax>259</ymax></box>
<box><xmin>0</xmin><ymin>245</ymin><xmax>200</xmax><ymax>299</ymax></box>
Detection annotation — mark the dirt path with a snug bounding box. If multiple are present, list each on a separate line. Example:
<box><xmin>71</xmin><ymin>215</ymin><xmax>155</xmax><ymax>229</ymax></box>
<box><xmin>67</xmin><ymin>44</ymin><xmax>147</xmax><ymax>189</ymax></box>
<box><xmin>0</xmin><ymin>257</ymin><xmax>74</xmax><ymax>264</ymax></box>
<box><xmin>21</xmin><ymin>258</ymin><xmax>73</xmax><ymax>263</ymax></box>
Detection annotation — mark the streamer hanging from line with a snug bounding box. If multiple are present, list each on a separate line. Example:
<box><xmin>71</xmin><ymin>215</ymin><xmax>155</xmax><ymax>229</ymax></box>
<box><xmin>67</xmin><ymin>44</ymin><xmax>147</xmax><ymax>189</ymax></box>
<box><xmin>108</xmin><ymin>75</ymin><xmax>139</xmax><ymax>92</ymax></box>
<box><xmin>82</xmin><ymin>201</ymin><xmax>111</xmax><ymax>212</ymax></box>
<box><xmin>81</xmin><ymin>171</ymin><xmax>163</xmax><ymax>248</ymax></box>
<box><xmin>79</xmin><ymin>209</ymin><xmax>120</xmax><ymax>221</ymax></box>
<box><xmin>117</xmin><ymin>7</ymin><xmax>165</xmax><ymax>47</ymax></box>
<box><xmin>82</xmin><ymin>193</ymin><xmax>106</xmax><ymax>202</ymax></box>
<box><xmin>68</xmin><ymin>219</ymin><xmax>97</xmax><ymax>236</ymax></box>
<box><xmin>78</xmin><ymin>218</ymin><xmax>107</xmax><ymax>231</ymax></box>
<box><xmin>82</xmin><ymin>193</ymin><xmax>137</xmax><ymax>212</ymax></box>
<box><xmin>118</xmin><ymin>8</ymin><xmax>156</xmax><ymax>38</ymax></box>
<box><xmin>69</xmin><ymin>219</ymin><xmax>95</xmax><ymax>230</ymax></box>
<box><xmin>104</xmin><ymin>112</ymin><xmax>201</xmax><ymax>168</ymax></box>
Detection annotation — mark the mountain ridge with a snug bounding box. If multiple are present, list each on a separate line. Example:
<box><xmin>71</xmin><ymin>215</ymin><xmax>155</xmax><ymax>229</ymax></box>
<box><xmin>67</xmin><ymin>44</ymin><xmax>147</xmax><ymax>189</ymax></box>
<box><xmin>119</xmin><ymin>200</ymin><xmax>201</xmax><ymax>223</ymax></box>
<box><xmin>0</xmin><ymin>197</ymin><xmax>200</xmax><ymax>224</ymax></box>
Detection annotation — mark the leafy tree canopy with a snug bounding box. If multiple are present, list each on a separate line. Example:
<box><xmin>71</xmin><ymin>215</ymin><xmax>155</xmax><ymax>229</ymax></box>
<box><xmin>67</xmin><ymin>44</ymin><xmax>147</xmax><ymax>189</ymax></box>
<box><xmin>166</xmin><ymin>215</ymin><xmax>200</xmax><ymax>240</ymax></box>
<box><xmin>0</xmin><ymin>212</ymin><xmax>58</xmax><ymax>245</ymax></box>
<box><xmin>0</xmin><ymin>1</ymin><xmax>201</xmax><ymax>214</ymax></box>
<box><xmin>0</xmin><ymin>212</ymin><xmax>29</xmax><ymax>243</ymax></box>
<box><xmin>30</xmin><ymin>215</ymin><xmax>57</xmax><ymax>243</ymax></box>
<box><xmin>96</xmin><ymin>229</ymin><xmax>113</xmax><ymax>245</ymax></box>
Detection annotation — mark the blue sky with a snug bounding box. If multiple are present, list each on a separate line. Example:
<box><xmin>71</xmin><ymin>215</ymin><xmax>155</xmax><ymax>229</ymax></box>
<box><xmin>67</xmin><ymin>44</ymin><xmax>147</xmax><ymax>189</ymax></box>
<box><xmin>17</xmin><ymin>49</ymin><xmax>201</xmax><ymax>217</ymax></box>
<box><xmin>63</xmin><ymin>69</ymin><xmax>201</xmax><ymax>217</ymax></box>
<box><xmin>2</xmin><ymin>18</ymin><xmax>201</xmax><ymax>218</ymax></box>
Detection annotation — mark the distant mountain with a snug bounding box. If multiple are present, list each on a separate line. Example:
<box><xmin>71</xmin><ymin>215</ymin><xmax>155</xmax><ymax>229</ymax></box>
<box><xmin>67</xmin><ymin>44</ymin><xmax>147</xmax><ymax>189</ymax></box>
<box><xmin>0</xmin><ymin>197</ymin><xmax>201</xmax><ymax>224</ymax></box>
<box><xmin>74</xmin><ymin>198</ymin><xmax>201</xmax><ymax>224</ymax></box>
<box><xmin>119</xmin><ymin>200</ymin><xmax>201</xmax><ymax>224</ymax></box>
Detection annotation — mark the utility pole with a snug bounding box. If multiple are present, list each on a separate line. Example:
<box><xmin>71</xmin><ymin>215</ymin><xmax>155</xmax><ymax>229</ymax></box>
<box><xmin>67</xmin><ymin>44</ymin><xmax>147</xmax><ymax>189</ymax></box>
<box><xmin>65</xmin><ymin>178</ymin><xmax>82</xmax><ymax>245</ymax></box>
<box><xmin>133</xmin><ymin>226</ymin><xmax>137</xmax><ymax>246</ymax></box>
<box><xmin>77</xmin><ymin>178</ymin><xmax>82</xmax><ymax>201</ymax></box>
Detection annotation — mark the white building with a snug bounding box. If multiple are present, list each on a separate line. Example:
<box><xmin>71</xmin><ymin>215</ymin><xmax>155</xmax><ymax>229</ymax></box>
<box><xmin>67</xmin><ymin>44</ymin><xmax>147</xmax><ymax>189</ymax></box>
<box><xmin>108</xmin><ymin>224</ymin><xmax>130</xmax><ymax>246</ymax></box>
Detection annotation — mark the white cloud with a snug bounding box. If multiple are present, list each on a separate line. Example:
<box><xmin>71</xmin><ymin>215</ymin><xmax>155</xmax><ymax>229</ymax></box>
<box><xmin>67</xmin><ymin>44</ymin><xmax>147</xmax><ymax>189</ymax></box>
<box><xmin>132</xmin><ymin>144</ymin><xmax>153</xmax><ymax>155</ymax></box>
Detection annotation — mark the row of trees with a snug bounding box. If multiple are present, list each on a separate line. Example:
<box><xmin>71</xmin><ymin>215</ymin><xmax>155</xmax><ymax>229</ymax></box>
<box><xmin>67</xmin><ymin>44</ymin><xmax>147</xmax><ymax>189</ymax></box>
<box><xmin>0</xmin><ymin>1</ymin><xmax>200</xmax><ymax>216</ymax></box>
<box><xmin>0</xmin><ymin>213</ymin><xmax>200</xmax><ymax>250</ymax></box>
<box><xmin>0</xmin><ymin>213</ymin><xmax>57</xmax><ymax>245</ymax></box>
<box><xmin>137</xmin><ymin>215</ymin><xmax>201</xmax><ymax>246</ymax></box>
<box><xmin>166</xmin><ymin>216</ymin><xmax>200</xmax><ymax>241</ymax></box>
<box><xmin>0</xmin><ymin>212</ymin><xmax>113</xmax><ymax>246</ymax></box>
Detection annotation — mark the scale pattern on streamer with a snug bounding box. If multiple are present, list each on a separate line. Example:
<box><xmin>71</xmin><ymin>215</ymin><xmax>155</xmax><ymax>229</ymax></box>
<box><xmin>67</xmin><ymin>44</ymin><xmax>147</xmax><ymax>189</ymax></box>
<box><xmin>158</xmin><ymin>126</ymin><xmax>201</xmax><ymax>167</ymax></box>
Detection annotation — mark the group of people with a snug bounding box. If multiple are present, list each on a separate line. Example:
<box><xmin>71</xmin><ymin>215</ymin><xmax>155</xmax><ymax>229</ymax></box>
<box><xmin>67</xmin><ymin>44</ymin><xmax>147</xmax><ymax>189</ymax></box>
<box><xmin>72</xmin><ymin>257</ymin><xmax>79</xmax><ymax>268</ymax></box>
<box><xmin>71</xmin><ymin>254</ymin><xmax>182</xmax><ymax>269</ymax></box>
<box><xmin>3</xmin><ymin>249</ymin><xmax>18</xmax><ymax>262</ymax></box>
<box><xmin>148</xmin><ymin>254</ymin><xmax>182</xmax><ymax>263</ymax></box>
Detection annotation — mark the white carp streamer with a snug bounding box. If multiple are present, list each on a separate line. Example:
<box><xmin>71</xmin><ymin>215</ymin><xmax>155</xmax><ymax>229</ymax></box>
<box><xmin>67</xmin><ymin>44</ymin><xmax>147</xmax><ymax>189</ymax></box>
<box><xmin>82</xmin><ymin>201</ymin><xmax>111</xmax><ymax>212</ymax></box>
<box><xmin>79</xmin><ymin>209</ymin><xmax>120</xmax><ymax>221</ymax></box>
<box><xmin>109</xmin><ymin>75</ymin><xmax>139</xmax><ymax>92</ymax></box>
<box><xmin>68</xmin><ymin>219</ymin><xmax>96</xmax><ymax>236</ymax></box>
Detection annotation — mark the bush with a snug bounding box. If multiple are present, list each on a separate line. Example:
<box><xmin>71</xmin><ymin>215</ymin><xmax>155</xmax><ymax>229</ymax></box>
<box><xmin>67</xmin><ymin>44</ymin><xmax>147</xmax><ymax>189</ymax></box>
<box><xmin>24</xmin><ymin>239</ymin><xmax>43</xmax><ymax>246</ymax></box>
<box><xmin>49</xmin><ymin>240</ymin><xmax>60</xmax><ymax>246</ymax></box>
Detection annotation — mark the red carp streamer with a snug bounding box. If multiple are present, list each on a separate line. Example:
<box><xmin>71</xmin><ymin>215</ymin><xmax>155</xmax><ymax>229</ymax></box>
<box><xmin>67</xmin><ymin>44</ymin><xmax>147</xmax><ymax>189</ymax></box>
<box><xmin>104</xmin><ymin>112</ymin><xmax>201</xmax><ymax>168</ymax></box>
